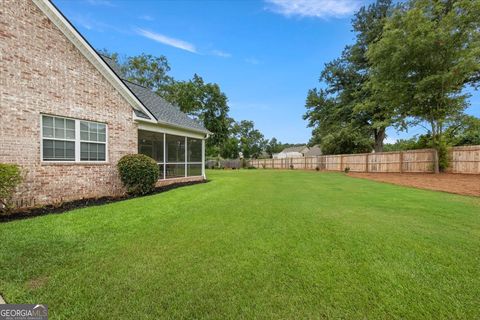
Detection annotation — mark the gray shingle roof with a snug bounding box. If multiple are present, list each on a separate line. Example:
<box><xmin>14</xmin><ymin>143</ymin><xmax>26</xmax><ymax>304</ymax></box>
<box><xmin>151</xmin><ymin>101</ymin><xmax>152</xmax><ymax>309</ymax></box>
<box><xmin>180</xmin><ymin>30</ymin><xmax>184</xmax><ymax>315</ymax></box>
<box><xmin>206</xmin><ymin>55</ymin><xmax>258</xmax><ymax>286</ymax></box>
<box><xmin>304</xmin><ymin>145</ymin><xmax>322</xmax><ymax>156</ymax></box>
<box><xmin>281</xmin><ymin>145</ymin><xmax>309</xmax><ymax>153</ymax></box>
<box><xmin>100</xmin><ymin>55</ymin><xmax>209</xmax><ymax>134</ymax></box>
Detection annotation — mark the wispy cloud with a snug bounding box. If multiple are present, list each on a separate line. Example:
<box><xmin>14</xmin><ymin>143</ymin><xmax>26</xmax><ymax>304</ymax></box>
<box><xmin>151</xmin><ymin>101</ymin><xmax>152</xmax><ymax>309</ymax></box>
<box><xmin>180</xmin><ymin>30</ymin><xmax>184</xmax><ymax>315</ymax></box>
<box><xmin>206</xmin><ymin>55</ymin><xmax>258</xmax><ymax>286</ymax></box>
<box><xmin>211</xmin><ymin>50</ymin><xmax>232</xmax><ymax>58</ymax></box>
<box><xmin>85</xmin><ymin>0</ymin><xmax>116</xmax><ymax>7</ymax></box>
<box><xmin>138</xmin><ymin>15</ymin><xmax>154</xmax><ymax>21</ymax></box>
<box><xmin>245</xmin><ymin>57</ymin><xmax>261</xmax><ymax>65</ymax></box>
<box><xmin>265</xmin><ymin>0</ymin><xmax>362</xmax><ymax>19</ymax></box>
<box><xmin>71</xmin><ymin>14</ymin><xmax>118</xmax><ymax>32</ymax></box>
<box><xmin>136</xmin><ymin>28</ymin><xmax>197</xmax><ymax>53</ymax></box>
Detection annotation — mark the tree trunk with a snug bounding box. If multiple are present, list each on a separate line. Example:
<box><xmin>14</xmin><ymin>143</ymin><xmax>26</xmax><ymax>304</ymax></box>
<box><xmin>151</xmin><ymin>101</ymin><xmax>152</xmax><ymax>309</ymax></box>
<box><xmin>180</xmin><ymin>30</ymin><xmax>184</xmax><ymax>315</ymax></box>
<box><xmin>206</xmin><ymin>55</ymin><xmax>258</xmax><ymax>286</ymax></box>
<box><xmin>374</xmin><ymin>128</ymin><xmax>386</xmax><ymax>153</ymax></box>
<box><xmin>430</xmin><ymin>121</ymin><xmax>440</xmax><ymax>174</ymax></box>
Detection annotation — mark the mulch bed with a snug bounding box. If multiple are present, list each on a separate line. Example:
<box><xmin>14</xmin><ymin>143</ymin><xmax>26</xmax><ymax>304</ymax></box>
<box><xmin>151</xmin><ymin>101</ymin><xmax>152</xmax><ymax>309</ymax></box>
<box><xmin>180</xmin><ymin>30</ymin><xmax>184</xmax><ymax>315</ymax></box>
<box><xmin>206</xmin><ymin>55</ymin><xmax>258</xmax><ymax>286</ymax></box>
<box><xmin>0</xmin><ymin>180</ymin><xmax>207</xmax><ymax>223</ymax></box>
<box><xmin>348</xmin><ymin>172</ymin><xmax>480</xmax><ymax>197</ymax></box>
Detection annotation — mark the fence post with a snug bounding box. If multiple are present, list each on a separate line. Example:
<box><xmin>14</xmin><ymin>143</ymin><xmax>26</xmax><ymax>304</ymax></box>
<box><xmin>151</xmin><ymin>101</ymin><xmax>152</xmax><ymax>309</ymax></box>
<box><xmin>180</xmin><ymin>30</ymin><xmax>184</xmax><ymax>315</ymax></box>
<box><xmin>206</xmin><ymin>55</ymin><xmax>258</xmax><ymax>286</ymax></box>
<box><xmin>340</xmin><ymin>155</ymin><xmax>344</xmax><ymax>172</ymax></box>
<box><xmin>365</xmin><ymin>154</ymin><xmax>369</xmax><ymax>172</ymax></box>
<box><xmin>304</xmin><ymin>157</ymin><xmax>307</xmax><ymax>169</ymax></box>
<box><xmin>433</xmin><ymin>149</ymin><xmax>439</xmax><ymax>174</ymax></box>
<box><xmin>399</xmin><ymin>151</ymin><xmax>404</xmax><ymax>173</ymax></box>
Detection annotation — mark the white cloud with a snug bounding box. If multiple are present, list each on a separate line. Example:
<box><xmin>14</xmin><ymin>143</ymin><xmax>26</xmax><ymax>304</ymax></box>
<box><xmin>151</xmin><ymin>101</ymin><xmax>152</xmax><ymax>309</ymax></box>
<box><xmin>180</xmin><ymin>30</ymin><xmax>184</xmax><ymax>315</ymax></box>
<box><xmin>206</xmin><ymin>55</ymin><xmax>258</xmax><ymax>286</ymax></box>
<box><xmin>211</xmin><ymin>50</ymin><xmax>232</xmax><ymax>58</ymax></box>
<box><xmin>265</xmin><ymin>0</ymin><xmax>362</xmax><ymax>19</ymax></box>
<box><xmin>139</xmin><ymin>15</ymin><xmax>154</xmax><ymax>21</ymax></box>
<box><xmin>245</xmin><ymin>57</ymin><xmax>261</xmax><ymax>65</ymax></box>
<box><xmin>85</xmin><ymin>0</ymin><xmax>115</xmax><ymax>7</ymax></box>
<box><xmin>136</xmin><ymin>28</ymin><xmax>197</xmax><ymax>53</ymax></box>
<box><xmin>71</xmin><ymin>14</ymin><xmax>117</xmax><ymax>32</ymax></box>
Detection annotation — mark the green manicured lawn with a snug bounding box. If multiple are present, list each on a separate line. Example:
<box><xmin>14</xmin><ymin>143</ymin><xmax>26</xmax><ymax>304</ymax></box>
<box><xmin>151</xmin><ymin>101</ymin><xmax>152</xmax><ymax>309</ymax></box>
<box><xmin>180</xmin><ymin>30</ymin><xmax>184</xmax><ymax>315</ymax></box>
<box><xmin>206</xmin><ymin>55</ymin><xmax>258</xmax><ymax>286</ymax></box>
<box><xmin>1</xmin><ymin>170</ymin><xmax>479</xmax><ymax>319</ymax></box>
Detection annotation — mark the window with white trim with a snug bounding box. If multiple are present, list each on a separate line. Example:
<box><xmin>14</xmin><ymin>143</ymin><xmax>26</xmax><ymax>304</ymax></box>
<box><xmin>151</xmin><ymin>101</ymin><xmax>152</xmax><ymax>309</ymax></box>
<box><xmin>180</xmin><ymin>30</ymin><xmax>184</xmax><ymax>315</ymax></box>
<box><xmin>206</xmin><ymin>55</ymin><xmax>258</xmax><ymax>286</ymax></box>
<box><xmin>41</xmin><ymin>115</ymin><xmax>107</xmax><ymax>162</ymax></box>
<box><xmin>80</xmin><ymin>121</ymin><xmax>107</xmax><ymax>161</ymax></box>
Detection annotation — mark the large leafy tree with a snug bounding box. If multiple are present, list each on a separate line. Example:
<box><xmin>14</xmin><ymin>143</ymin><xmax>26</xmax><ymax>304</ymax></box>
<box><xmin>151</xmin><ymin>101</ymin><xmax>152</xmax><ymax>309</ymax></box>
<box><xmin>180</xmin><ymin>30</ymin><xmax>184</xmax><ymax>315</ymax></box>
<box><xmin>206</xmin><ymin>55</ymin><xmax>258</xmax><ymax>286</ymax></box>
<box><xmin>445</xmin><ymin>115</ymin><xmax>480</xmax><ymax>146</ymax></box>
<box><xmin>234</xmin><ymin>120</ymin><xmax>267</xmax><ymax>159</ymax></box>
<box><xmin>367</xmin><ymin>0</ymin><xmax>480</xmax><ymax>171</ymax></box>
<box><xmin>163</xmin><ymin>74</ymin><xmax>231</xmax><ymax>156</ymax></box>
<box><xmin>304</xmin><ymin>0</ymin><xmax>395</xmax><ymax>154</ymax></box>
<box><xmin>220</xmin><ymin>120</ymin><xmax>267</xmax><ymax>159</ymax></box>
<box><xmin>99</xmin><ymin>51</ymin><xmax>173</xmax><ymax>94</ymax></box>
<box><xmin>98</xmin><ymin>50</ymin><xmax>233</xmax><ymax>157</ymax></box>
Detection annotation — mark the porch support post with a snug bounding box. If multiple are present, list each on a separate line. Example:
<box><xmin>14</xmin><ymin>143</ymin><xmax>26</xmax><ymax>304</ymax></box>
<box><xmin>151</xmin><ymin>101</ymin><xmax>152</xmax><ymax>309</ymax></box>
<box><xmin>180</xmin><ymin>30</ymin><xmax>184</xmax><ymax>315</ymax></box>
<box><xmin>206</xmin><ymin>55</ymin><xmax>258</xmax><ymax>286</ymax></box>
<box><xmin>163</xmin><ymin>133</ymin><xmax>166</xmax><ymax>180</ymax></box>
<box><xmin>185</xmin><ymin>137</ymin><xmax>188</xmax><ymax>177</ymax></box>
<box><xmin>202</xmin><ymin>139</ymin><xmax>206</xmax><ymax>179</ymax></box>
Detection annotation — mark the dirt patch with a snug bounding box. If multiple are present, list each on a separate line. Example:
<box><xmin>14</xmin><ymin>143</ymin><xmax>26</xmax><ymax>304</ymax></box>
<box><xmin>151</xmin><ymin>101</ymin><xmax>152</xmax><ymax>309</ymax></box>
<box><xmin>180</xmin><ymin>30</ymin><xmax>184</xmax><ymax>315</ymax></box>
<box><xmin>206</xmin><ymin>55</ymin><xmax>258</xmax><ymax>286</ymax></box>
<box><xmin>348</xmin><ymin>172</ymin><xmax>480</xmax><ymax>197</ymax></box>
<box><xmin>26</xmin><ymin>276</ymin><xmax>49</xmax><ymax>290</ymax></box>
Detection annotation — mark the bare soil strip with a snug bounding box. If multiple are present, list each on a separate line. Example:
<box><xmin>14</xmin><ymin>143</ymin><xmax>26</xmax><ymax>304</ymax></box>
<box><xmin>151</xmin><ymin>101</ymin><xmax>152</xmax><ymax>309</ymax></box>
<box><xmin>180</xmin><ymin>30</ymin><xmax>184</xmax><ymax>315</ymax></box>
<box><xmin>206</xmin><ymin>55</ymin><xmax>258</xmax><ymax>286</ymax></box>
<box><xmin>348</xmin><ymin>172</ymin><xmax>480</xmax><ymax>197</ymax></box>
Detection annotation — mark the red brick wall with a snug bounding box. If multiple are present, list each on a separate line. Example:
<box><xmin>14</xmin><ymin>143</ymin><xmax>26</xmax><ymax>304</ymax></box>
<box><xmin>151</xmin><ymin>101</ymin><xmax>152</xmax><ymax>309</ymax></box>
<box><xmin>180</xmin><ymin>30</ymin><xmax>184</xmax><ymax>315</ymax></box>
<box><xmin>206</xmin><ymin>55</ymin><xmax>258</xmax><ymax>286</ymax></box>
<box><xmin>0</xmin><ymin>0</ymin><xmax>138</xmax><ymax>207</ymax></box>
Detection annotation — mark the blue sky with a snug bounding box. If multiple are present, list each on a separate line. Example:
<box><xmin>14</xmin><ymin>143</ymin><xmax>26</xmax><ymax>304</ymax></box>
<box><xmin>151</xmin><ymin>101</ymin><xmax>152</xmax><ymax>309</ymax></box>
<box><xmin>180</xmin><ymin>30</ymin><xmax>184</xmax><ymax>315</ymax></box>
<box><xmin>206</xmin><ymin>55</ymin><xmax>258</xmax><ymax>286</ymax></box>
<box><xmin>54</xmin><ymin>0</ymin><xmax>479</xmax><ymax>144</ymax></box>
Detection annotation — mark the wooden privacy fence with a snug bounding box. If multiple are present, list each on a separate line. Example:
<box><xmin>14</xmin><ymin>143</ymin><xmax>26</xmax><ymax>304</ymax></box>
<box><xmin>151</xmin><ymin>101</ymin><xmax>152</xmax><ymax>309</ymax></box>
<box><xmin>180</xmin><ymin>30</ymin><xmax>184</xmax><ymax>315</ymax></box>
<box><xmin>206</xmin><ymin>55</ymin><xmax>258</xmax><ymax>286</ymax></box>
<box><xmin>248</xmin><ymin>145</ymin><xmax>480</xmax><ymax>174</ymax></box>
<box><xmin>447</xmin><ymin>145</ymin><xmax>480</xmax><ymax>174</ymax></box>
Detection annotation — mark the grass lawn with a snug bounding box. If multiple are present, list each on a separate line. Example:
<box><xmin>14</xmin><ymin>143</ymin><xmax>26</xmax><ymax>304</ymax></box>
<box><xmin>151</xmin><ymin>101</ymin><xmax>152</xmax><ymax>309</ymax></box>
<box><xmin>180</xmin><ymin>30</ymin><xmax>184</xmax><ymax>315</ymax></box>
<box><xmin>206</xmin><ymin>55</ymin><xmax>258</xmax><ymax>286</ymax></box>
<box><xmin>1</xmin><ymin>170</ymin><xmax>479</xmax><ymax>319</ymax></box>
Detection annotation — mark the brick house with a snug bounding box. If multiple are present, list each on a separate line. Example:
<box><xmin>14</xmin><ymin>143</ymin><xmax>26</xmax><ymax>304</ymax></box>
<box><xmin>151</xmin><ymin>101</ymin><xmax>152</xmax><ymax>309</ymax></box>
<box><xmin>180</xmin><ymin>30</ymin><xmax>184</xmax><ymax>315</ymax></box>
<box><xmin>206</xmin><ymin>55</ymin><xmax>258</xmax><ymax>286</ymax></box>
<box><xmin>0</xmin><ymin>0</ymin><xmax>210</xmax><ymax>208</ymax></box>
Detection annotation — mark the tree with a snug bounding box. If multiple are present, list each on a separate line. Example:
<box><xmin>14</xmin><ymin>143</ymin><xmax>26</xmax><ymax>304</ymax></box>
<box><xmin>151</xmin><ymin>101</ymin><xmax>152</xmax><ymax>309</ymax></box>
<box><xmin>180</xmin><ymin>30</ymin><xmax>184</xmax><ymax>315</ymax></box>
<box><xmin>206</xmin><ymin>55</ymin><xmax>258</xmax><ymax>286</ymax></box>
<box><xmin>265</xmin><ymin>138</ymin><xmax>284</xmax><ymax>157</ymax></box>
<box><xmin>225</xmin><ymin>120</ymin><xmax>267</xmax><ymax>159</ymax></box>
<box><xmin>163</xmin><ymin>74</ymin><xmax>231</xmax><ymax>156</ymax></box>
<box><xmin>122</xmin><ymin>53</ymin><xmax>173</xmax><ymax>94</ymax></box>
<box><xmin>445</xmin><ymin>115</ymin><xmax>480</xmax><ymax>146</ymax></box>
<box><xmin>98</xmin><ymin>50</ymin><xmax>174</xmax><ymax>94</ymax></box>
<box><xmin>304</xmin><ymin>88</ymin><xmax>374</xmax><ymax>154</ymax></box>
<box><xmin>367</xmin><ymin>0</ymin><xmax>480</xmax><ymax>171</ymax></box>
<box><xmin>304</xmin><ymin>0</ymin><xmax>396</xmax><ymax>154</ymax></box>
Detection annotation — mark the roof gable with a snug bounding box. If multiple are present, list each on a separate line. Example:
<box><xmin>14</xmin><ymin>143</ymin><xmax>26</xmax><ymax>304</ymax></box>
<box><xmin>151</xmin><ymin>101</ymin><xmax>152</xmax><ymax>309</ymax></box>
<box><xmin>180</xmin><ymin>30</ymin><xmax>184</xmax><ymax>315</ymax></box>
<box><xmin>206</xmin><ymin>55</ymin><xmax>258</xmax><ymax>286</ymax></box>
<box><xmin>101</xmin><ymin>56</ymin><xmax>208</xmax><ymax>133</ymax></box>
<box><xmin>32</xmin><ymin>0</ymin><xmax>156</xmax><ymax>123</ymax></box>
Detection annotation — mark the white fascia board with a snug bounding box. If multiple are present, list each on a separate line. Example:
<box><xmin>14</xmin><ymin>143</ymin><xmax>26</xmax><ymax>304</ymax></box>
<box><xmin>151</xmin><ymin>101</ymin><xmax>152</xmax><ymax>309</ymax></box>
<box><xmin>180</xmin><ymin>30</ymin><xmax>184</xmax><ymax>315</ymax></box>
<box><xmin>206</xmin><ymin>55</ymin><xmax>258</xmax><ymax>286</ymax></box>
<box><xmin>32</xmin><ymin>0</ymin><xmax>156</xmax><ymax>123</ymax></box>
<box><xmin>137</xmin><ymin>122</ymin><xmax>207</xmax><ymax>139</ymax></box>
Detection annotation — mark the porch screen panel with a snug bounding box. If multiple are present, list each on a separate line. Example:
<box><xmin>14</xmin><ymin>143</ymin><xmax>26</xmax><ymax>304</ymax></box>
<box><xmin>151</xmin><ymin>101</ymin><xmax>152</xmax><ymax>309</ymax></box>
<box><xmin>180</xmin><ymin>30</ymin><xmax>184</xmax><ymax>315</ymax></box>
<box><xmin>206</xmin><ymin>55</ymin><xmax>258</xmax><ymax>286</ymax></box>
<box><xmin>166</xmin><ymin>134</ymin><xmax>186</xmax><ymax>178</ymax></box>
<box><xmin>138</xmin><ymin>130</ymin><xmax>164</xmax><ymax>179</ymax></box>
<box><xmin>187</xmin><ymin>138</ymin><xmax>202</xmax><ymax>176</ymax></box>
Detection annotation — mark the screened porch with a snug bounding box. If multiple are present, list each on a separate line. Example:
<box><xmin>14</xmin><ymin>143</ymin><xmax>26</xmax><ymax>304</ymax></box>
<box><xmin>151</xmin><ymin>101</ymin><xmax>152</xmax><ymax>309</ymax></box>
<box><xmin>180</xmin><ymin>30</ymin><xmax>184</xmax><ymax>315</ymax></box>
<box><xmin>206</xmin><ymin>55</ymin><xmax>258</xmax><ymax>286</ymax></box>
<box><xmin>138</xmin><ymin>130</ymin><xmax>204</xmax><ymax>180</ymax></box>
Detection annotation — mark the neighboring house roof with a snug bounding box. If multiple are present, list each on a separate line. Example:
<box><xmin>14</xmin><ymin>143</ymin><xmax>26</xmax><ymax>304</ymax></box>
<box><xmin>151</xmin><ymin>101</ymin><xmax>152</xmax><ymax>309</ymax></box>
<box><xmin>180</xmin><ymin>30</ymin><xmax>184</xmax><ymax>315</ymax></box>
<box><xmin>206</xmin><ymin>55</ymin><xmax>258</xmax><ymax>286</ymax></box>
<box><xmin>32</xmin><ymin>0</ymin><xmax>209</xmax><ymax>135</ymax></box>
<box><xmin>304</xmin><ymin>145</ymin><xmax>322</xmax><ymax>157</ymax></box>
<box><xmin>281</xmin><ymin>145</ymin><xmax>309</xmax><ymax>153</ymax></box>
<box><xmin>101</xmin><ymin>56</ymin><xmax>208</xmax><ymax>133</ymax></box>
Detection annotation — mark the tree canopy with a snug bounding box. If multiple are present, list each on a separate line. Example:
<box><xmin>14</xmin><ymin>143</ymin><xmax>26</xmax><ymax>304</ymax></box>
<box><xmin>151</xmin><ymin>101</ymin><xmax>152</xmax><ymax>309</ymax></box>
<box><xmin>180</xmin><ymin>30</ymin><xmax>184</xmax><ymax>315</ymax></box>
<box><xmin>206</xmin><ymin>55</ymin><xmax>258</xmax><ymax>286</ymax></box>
<box><xmin>366</xmin><ymin>0</ymin><xmax>480</xmax><ymax>171</ymax></box>
<box><xmin>304</xmin><ymin>0</ymin><xmax>395</xmax><ymax>154</ymax></box>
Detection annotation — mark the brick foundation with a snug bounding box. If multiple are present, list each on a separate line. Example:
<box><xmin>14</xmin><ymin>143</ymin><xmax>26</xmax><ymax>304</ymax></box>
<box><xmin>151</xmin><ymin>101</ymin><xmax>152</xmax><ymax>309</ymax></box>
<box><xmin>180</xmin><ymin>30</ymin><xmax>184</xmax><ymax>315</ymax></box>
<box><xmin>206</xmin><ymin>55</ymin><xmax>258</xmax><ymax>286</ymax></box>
<box><xmin>155</xmin><ymin>176</ymin><xmax>205</xmax><ymax>188</ymax></box>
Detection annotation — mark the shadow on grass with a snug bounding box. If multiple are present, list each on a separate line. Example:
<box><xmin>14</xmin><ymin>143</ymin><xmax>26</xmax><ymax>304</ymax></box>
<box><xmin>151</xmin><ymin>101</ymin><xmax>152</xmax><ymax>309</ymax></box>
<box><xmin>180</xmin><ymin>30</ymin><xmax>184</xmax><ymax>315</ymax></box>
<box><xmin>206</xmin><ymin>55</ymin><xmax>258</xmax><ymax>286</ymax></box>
<box><xmin>1</xmin><ymin>180</ymin><xmax>210</xmax><ymax>223</ymax></box>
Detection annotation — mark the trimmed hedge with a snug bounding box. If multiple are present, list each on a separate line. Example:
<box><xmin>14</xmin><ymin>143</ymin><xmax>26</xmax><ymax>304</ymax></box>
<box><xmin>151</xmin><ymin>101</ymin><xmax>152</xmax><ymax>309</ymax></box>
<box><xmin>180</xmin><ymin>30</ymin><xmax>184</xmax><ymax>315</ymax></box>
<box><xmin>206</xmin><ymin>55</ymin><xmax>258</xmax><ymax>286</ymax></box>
<box><xmin>117</xmin><ymin>154</ymin><xmax>159</xmax><ymax>195</ymax></box>
<box><xmin>0</xmin><ymin>163</ymin><xmax>22</xmax><ymax>211</ymax></box>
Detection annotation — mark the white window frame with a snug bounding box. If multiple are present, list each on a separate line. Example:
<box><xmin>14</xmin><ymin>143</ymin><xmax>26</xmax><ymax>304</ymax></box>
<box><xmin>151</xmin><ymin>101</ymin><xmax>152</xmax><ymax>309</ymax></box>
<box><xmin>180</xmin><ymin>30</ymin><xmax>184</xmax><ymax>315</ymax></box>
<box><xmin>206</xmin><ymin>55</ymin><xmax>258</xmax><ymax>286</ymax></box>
<box><xmin>40</xmin><ymin>114</ymin><xmax>109</xmax><ymax>164</ymax></box>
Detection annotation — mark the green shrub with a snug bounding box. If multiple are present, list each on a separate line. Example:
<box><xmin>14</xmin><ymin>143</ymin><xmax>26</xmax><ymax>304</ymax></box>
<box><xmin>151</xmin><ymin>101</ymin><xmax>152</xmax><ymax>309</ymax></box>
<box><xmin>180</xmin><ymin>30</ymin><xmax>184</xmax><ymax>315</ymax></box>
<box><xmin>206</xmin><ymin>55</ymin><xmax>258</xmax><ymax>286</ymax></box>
<box><xmin>0</xmin><ymin>163</ymin><xmax>23</xmax><ymax>211</ymax></box>
<box><xmin>117</xmin><ymin>154</ymin><xmax>159</xmax><ymax>195</ymax></box>
<box><xmin>437</xmin><ymin>141</ymin><xmax>450</xmax><ymax>172</ymax></box>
